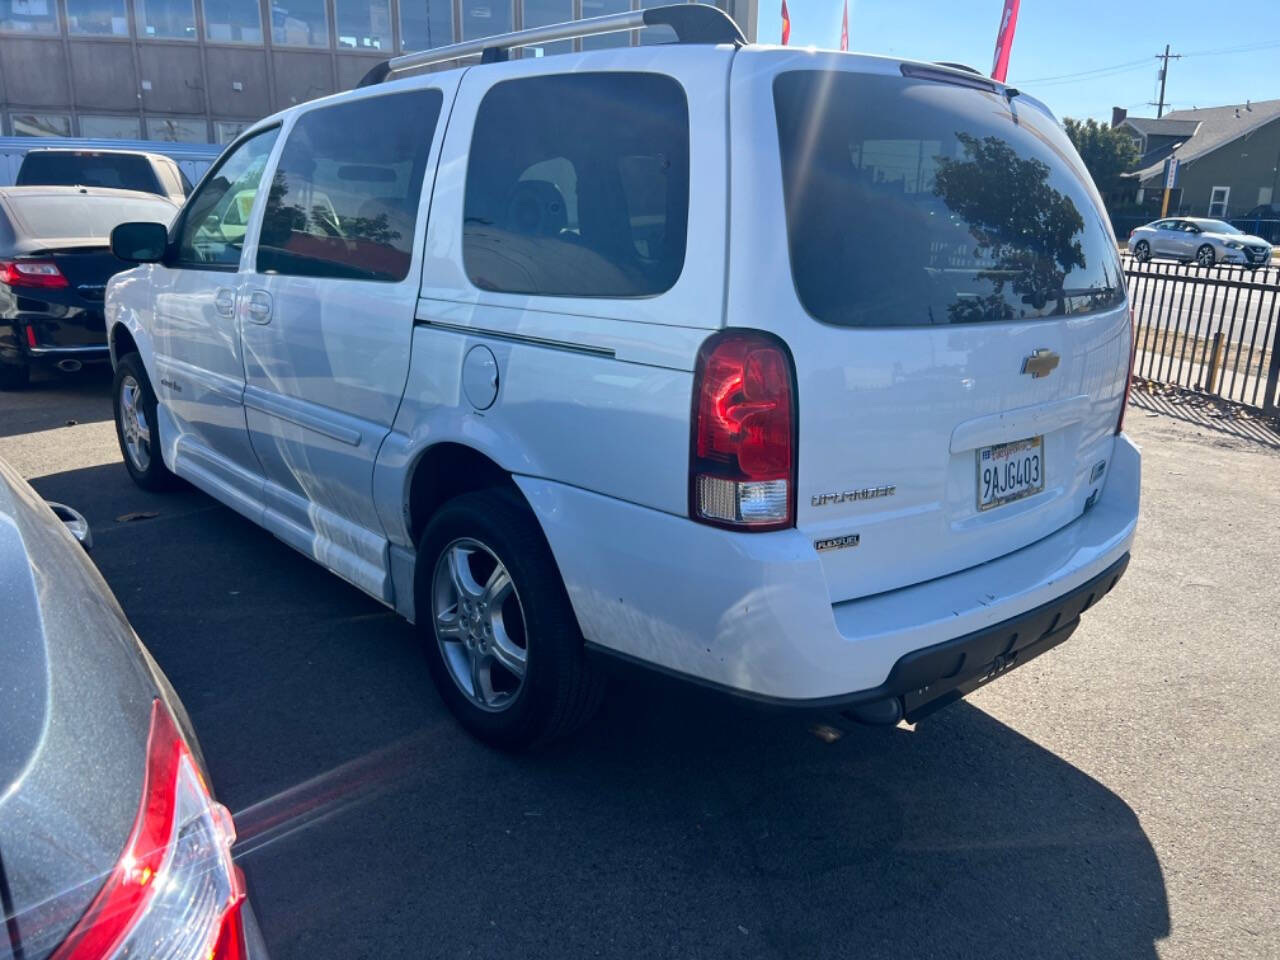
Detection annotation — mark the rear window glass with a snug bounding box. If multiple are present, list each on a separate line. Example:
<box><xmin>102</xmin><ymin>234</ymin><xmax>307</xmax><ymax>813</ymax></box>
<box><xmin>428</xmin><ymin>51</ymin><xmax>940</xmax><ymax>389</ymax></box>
<box><xmin>4</xmin><ymin>195</ymin><xmax>176</xmax><ymax>240</ymax></box>
<box><xmin>257</xmin><ymin>89</ymin><xmax>442</xmax><ymax>283</ymax></box>
<box><xmin>17</xmin><ymin>152</ymin><xmax>163</xmax><ymax>195</ymax></box>
<box><xmin>773</xmin><ymin>71</ymin><xmax>1125</xmax><ymax>327</ymax></box>
<box><xmin>463</xmin><ymin>72</ymin><xmax>689</xmax><ymax>299</ymax></box>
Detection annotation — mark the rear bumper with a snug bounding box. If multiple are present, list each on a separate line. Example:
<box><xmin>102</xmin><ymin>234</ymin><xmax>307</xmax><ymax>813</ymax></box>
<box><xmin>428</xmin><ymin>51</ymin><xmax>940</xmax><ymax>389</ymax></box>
<box><xmin>519</xmin><ymin>434</ymin><xmax>1140</xmax><ymax>704</ymax></box>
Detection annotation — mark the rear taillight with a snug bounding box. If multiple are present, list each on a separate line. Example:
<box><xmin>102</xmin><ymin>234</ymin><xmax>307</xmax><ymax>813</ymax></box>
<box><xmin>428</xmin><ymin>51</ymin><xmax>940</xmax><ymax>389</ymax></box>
<box><xmin>690</xmin><ymin>330</ymin><xmax>796</xmax><ymax>530</ymax></box>
<box><xmin>1117</xmin><ymin>307</ymin><xmax>1135</xmax><ymax>434</ymax></box>
<box><xmin>50</xmin><ymin>700</ymin><xmax>245</xmax><ymax>960</ymax></box>
<box><xmin>0</xmin><ymin>259</ymin><xmax>68</xmax><ymax>289</ymax></box>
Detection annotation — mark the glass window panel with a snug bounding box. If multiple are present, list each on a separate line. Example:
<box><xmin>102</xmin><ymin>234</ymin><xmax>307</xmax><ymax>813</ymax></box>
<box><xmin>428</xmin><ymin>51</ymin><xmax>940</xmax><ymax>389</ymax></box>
<box><xmin>146</xmin><ymin>116</ymin><xmax>209</xmax><ymax>142</ymax></box>
<box><xmin>204</xmin><ymin>0</ymin><xmax>262</xmax><ymax>41</ymax></box>
<box><xmin>11</xmin><ymin>113</ymin><xmax>72</xmax><ymax>136</ymax></box>
<box><xmin>215</xmin><ymin>120</ymin><xmax>250</xmax><ymax>143</ymax></box>
<box><xmin>463</xmin><ymin>72</ymin><xmax>689</xmax><ymax>297</ymax></box>
<box><xmin>0</xmin><ymin>0</ymin><xmax>58</xmax><ymax>33</ymax></box>
<box><xmin>399</xmin><ymin>0</ymin><xmax>450</xmax><ymax>49</ymax></box>
<box><xmin>519</xmin><ymin>0</ymin><xmax>569</xmax><ymax>56</ymax></box>
<box><xmin>772</xmin><ymin>71</ymin><xmax>1126</xmax><ymax>327</ymax></box>
<box><xmin>66</xmin><ymin>0</ymin><xmax>129</xmax><ymax>34</ymax></box>
<box><xmin>336</xmin><ymin>0</ymin><xmax>390</xmax><ymax>49</ymax></box>
<box><xmin>257</xmin><ymin>90</ymin><xmax>442</xmax><ymax>282</ymax></box>
<box><xmin>461</xmin><ymin>0</ymin><xmax>509</xmax><ymax>41</ymax></box>
<box><xmin>79</xmin><ymin>115</ymin><xmax>143</xmax><ymax>139</ymax></box>
<box><xmin>579</xmin><ymin>0</ymin><xmax>627</xmax><ymax>49</ymax></box>
<box><xmin>134</xmin><ymin>0</ymin><xmax>196</xmax><ymax>37</ymax></box>
<box><xmin>177</xmin><ymin>127</ymin><xmax>279</xmax><ymax>267</ymax></box>
<box><xmin>271</xmin><ymin>0</ymin><xmax>329</xmax><ymax>45</ymax></box>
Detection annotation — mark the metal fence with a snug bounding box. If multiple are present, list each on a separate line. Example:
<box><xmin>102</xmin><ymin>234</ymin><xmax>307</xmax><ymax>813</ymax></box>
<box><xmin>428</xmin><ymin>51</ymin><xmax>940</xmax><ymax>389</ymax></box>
<box><xmin>1122</xmin><ymin>253</ymin><xmax>1280</xmax><ymax>414</ymax></box>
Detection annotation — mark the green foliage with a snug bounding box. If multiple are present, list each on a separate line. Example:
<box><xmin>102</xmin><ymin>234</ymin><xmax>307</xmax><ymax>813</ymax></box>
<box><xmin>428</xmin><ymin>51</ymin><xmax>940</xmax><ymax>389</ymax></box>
<box><xmin>1062</xmin><ymin>117</ymin><xmax>1141</xmax><ymax>196</ymax></box>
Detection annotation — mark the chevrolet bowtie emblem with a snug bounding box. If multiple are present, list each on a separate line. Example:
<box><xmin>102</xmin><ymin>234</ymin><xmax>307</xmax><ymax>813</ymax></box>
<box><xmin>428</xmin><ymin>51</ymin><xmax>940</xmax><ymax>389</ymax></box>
<box><xmin>1021</xmin><ymin>349</ymin><xmax>1060</xmax><ymax>378</ymax></box>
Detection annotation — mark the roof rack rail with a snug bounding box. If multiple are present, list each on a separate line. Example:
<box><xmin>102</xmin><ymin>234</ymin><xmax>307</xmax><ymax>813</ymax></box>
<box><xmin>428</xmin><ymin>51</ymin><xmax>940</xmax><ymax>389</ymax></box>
<box><xmin>358</xmin><ymin>3</ymin><xmax>746</xmax><ymax>87</ymax></box>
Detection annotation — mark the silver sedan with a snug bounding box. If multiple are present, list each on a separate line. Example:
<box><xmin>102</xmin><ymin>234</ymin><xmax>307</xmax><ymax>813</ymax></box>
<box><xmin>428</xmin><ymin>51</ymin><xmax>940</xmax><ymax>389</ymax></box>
<box><xmin>1128</xmin><ymin>217</ymin><xmax>1273</xmax><ymax>269</ymax></box>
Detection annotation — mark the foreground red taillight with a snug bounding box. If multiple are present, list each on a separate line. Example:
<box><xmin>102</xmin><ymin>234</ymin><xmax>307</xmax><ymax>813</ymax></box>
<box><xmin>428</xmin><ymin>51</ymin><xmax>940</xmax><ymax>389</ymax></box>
<box><xmin>1117</xmin><ymin>307</ymin><xmax>1135</xmax><ymax>434</ymax></box>
<box><xmin>50</xmin><ymin>700</ymin><xmax>245</xmax><ymax>960</ymax></box>
<box><xmin>0</xmin><ymin>259</ymin><xmax>68</xmax><ymax>289</ymax></box>
<box><xmin>690</xmin><ymin>330</ymin><xmax>796</xmax><ymax>530</ymax></box>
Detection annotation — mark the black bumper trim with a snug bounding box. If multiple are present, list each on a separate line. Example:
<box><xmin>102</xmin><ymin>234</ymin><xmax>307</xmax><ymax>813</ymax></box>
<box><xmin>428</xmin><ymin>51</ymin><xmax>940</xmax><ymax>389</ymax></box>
<box><xmin>585</xmin><ymin>553</ymin><xmax>1130</xmax><ymax>719</ymax></box>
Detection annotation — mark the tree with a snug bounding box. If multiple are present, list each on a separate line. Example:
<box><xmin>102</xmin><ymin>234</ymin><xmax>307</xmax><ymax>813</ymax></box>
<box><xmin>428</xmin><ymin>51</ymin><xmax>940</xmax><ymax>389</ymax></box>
<box><xmin>1062</xmin><ymin>117</ymin><xmax>1141</xmax><ymax>198</ymax></box>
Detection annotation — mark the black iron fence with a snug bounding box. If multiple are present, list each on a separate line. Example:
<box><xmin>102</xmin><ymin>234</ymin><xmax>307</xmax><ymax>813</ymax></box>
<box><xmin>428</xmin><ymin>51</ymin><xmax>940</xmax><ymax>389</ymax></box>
<box><xmin>1122</xmin><ymin>253</ymin><xmax>1280</xmax><ymax>414</ymax></box>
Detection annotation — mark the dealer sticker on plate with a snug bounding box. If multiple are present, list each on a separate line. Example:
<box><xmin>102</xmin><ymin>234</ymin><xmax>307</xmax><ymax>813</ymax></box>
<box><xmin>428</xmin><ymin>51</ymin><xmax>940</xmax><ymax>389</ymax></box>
<box><xmin>977</xmin><ymin>436</ymin><xmax>1044</xmax><ymax>511</ymax></box>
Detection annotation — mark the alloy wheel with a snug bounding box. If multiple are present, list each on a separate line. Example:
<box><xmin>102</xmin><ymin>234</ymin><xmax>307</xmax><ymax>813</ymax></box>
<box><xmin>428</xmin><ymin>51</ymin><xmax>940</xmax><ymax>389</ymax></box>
<box><xmin>431</xmin><ymin>538</ymin><xmax>528</xmax><ymax>712</ymax></box>
<box><xmin>118</xmin><ymin>375</ymin><xmax>152</xmax><ymax>473</ymax></box>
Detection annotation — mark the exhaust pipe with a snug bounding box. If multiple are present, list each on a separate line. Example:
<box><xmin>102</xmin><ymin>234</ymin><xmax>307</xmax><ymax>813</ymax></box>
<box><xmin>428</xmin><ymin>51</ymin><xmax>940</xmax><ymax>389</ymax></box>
<box><xmin>842</xmin><ymin>697</ymin><xmax>905</xmax><ymax>727</ymax></box>
<box><xmin>56</xmin><ymin>358</ymin><xmax>82</xmax><ymax>373</ymax></box>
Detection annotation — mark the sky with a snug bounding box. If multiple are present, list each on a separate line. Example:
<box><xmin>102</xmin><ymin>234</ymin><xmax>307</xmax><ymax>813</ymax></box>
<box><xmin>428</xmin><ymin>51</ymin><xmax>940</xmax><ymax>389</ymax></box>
<box><xmin>756</xmin><ymin>0</ymin><xmax>1280</xmax><ymax>122</ymax></box>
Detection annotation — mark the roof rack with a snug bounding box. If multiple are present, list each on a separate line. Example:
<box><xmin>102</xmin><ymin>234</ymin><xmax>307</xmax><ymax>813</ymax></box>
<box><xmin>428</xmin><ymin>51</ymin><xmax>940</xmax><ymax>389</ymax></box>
<box><xmin>357</xmin><ymin>3</ymin><xmax>746</xmax><ymax>87</ymax></box>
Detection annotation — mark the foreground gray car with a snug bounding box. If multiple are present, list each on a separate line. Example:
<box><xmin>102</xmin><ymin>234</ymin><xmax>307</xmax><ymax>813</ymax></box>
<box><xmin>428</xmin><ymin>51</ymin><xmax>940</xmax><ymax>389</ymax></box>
<box><xmin>0</xmin><ymin>457</ymin><xmax>266</xmax><ymax>960</ymax></box>
<box><xmin>1128</xmin><ymin>217</ymin><xmax>1273</xmax><ymax>268</ymax></box>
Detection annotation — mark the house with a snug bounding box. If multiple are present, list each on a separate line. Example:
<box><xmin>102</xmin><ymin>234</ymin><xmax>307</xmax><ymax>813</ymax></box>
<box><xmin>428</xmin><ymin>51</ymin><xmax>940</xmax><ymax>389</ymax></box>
<box><xmin>1112</xmin><ymin>100</ymin><xmax>1280</xmax><ymax>219</ymax></box>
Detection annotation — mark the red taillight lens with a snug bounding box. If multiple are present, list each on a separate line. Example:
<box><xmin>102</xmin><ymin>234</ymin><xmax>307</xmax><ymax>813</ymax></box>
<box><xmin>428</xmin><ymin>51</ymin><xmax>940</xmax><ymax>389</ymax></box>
<box><xmin>690</xmin><ymin>330</ymin><xmax>796</xmax><ymax>530</ymax></box>
<box><xmin>1117</xmin><ymin>307</ymin><xmax>1135</xmax><ymax>434</ymax></box>
<box><xmin>50</xmin><ymin>700</ymin><xmax>245</xmax><ymax>960</ymax></box>
<box><xmin>0</xmin><ymin>259</ymin><xmax>68</xmax><ymax>289</ymax></box>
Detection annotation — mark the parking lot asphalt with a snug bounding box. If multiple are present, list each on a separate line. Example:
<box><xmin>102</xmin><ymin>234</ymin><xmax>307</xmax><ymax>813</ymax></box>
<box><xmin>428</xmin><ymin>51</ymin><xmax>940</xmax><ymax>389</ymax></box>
<box><xmin>4</xmin><ymin>367</ymin><xmax>1279</xmax><ymax>960</ymax></box>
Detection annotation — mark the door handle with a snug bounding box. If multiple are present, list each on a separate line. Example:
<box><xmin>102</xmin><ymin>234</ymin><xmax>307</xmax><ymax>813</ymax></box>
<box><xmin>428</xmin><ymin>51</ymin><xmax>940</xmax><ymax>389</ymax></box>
<box><xmin>214</xmin><ymin>288</ymin><xmax>236</xmax><ymax>318</ymax></box>
<box><xmin>246</xmin><ymin>290</ymin><xmax>272</xmax><ymax>325</ymax></box>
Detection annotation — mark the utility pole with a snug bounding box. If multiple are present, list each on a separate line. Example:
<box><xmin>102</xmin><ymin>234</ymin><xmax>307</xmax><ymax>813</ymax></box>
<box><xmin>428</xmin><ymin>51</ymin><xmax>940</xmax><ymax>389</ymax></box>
<box><xmin>1151</xmin><ymin>44</ymin><xmax>1182</xmax><ymax>118</ymax></box>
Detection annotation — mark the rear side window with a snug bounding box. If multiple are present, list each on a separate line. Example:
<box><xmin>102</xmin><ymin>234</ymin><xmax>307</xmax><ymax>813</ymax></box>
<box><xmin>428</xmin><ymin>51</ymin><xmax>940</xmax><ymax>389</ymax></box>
<box><xmin>463</xmin><ymin>73</ymin><xmax>689</xmax><ymax>298</ymax></box>
<box><xmin>17</xmin><ymin>152</ymin><xmax>163</xmax><ymax>195</ymax></box>
<box><xmin>773</xmin><ymin>71</ymin><xmax>1125</xmax><ymax>327</ymax></box>
<box><xmin>257</xmin><ymin>90</ymin><xmax>442</xmax><ymax>283</ymax></box>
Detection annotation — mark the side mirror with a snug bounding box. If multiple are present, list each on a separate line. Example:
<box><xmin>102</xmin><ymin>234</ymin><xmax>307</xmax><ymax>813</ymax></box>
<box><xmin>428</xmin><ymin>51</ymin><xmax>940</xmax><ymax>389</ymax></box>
<box><xmin>111</xmin><ymin>221</ymin><xmax>168</xmax><ymax>263</ymax></box>
<box><xmin>47</xmin><ymin>501</ymin><xmax>92</xmax><ymax>551</ymax></box>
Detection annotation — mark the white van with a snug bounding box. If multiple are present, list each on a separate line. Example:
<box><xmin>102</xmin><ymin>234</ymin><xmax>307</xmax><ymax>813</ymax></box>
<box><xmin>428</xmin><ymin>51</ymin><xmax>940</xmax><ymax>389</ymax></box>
<box><xmin>104</xmin><ymin>5</ymin><xmax>1139</xmax><ymax>749</ymax></box>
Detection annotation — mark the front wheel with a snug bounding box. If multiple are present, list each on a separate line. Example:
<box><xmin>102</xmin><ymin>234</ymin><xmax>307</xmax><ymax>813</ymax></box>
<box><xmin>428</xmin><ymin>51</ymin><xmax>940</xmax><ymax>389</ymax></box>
<box><xmin>113</xmin><ymin>353</ymin><xmax>179</xmax><ymax>491</ymax></box>
<box><xmin>1196</xmin><ymin>244</ymin><xmax>1216</xmax><ymax>268</ymax></box>
<box><xmin>416</xmin><ymin>489</ymin><xmax>604</xmax><ymax>750</ymax></box>
<box><xmin>1132</xmin><ymin>239</ymin><xmax>1151</xmax><ymax>262</ymax></box>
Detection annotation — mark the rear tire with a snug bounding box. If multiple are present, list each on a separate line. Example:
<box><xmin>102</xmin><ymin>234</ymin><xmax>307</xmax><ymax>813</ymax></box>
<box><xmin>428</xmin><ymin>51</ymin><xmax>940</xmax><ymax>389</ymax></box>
<box><xmin>0</xmin><ymin>362</ymin><xmax>29</xmax><ymax>390</ymax></box>
<box><xmin>416</xmin><ymin>488</ymin><xmax>604</xmax><ymax>750</ymax></box>
<box><xmin>1196</xmin><ymin>244</ymin><xmax>1216</xmax><ymax>268</ymax></box>
<box><xmin>113</xmin><ymin>353</ymin><xmax>179</xmax><ymax>491</ymax></box>
<box><xmin>1132</xmin><ymin>239</ymin><xmax>1151</xmax><ymax>262</ymax></box>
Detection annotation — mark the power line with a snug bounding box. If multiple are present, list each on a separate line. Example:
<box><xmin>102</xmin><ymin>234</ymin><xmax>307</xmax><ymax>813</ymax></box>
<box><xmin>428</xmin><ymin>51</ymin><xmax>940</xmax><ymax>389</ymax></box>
<box><xmin>1015</xmin><ymin>57</ymin><xmax>1151</xmax><ymax>85</ymax></box>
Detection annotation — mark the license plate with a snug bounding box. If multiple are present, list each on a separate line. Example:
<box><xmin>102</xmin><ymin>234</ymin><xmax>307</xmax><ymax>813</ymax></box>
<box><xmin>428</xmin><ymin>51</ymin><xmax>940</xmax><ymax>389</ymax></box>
<box><xmin>977</xmin><ymin>436</ymin><xmax>1044</xmax><ymax>511</ymax></box>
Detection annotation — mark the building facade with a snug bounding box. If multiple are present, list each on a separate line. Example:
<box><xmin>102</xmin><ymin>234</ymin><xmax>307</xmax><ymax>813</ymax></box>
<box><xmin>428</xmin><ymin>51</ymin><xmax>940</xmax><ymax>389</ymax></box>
<box><xmin>0</xmin><ymin>0</ymin><xmax>756</xmax><ymax>145</ymax></box>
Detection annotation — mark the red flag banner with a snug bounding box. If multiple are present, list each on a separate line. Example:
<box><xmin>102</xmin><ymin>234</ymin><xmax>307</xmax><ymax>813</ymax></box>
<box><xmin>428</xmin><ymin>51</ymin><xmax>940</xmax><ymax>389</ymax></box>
<box><xmin>990</xmin><ymin>0</ymin><xmax>1020</xmax><ymax>82</ymax></box>
<box><xmin>781</xmin><ymin>0</ymin><xmax>791</xmax><ymax>45</ymax></box>
<box><xmin>839</xmin><ymin>0</ymin><xmax>848</xmax><ymax>51</ymax></box>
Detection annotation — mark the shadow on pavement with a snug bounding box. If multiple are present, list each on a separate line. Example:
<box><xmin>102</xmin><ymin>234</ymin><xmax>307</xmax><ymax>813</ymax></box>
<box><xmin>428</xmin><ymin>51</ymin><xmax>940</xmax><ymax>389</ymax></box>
<box><xmin>1131</xmin><ymin>380</ymin><xmax>1280</xmax><ymax>449</ymax></box>
<box><xmin>0</xmin><ymin>365</ymin><xmax>114</xmax><ymax>438</ymax></box>
<box><xmin>31</xmin><ymin>462</ymin><xmax>1171</xmax><ymax>960</ymax></box>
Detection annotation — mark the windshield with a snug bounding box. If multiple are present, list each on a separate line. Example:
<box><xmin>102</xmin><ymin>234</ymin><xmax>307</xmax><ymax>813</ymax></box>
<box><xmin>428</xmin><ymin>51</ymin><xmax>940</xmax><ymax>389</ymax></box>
<box><xmin>773</xmin><ymin>70</ymin><xmax>1125</xmax><ymax>327</ymax></box>
<box><xmin>16</xmin><ymin>152</ymin><xmax>163</xmax><ymax>195</ymax></box>
<box><xmin>1197</xmin><ymin>219</ymin><xmax>1242</xmax><ymax>235</ymax></box>
<box><xmin>6</xmin><ymin>194</ymin><xmax>176</xmax><ymax>240</ymax></box>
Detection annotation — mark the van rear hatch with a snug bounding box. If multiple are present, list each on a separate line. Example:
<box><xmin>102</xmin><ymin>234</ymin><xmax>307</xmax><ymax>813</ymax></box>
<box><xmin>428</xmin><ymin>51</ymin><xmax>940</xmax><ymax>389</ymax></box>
<box><xmin>727</xmin><ymin>51</ymin><xmax>1131</xmax><ymax>603</ymax></box>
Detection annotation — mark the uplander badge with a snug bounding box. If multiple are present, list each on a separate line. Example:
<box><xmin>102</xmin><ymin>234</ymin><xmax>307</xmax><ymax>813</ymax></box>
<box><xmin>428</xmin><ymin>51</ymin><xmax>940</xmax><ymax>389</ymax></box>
<box><xmin>811</xmin><ymin>485</ymin><xmax>896</xmax><ymax>507</ymax></box>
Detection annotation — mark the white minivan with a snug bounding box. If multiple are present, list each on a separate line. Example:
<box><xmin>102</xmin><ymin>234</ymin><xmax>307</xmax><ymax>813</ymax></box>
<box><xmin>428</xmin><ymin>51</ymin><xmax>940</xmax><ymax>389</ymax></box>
<box><xmin>105</xmin><ymin>5</ymin><xmax>1139</xmax><ymax>749</ymax></box>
